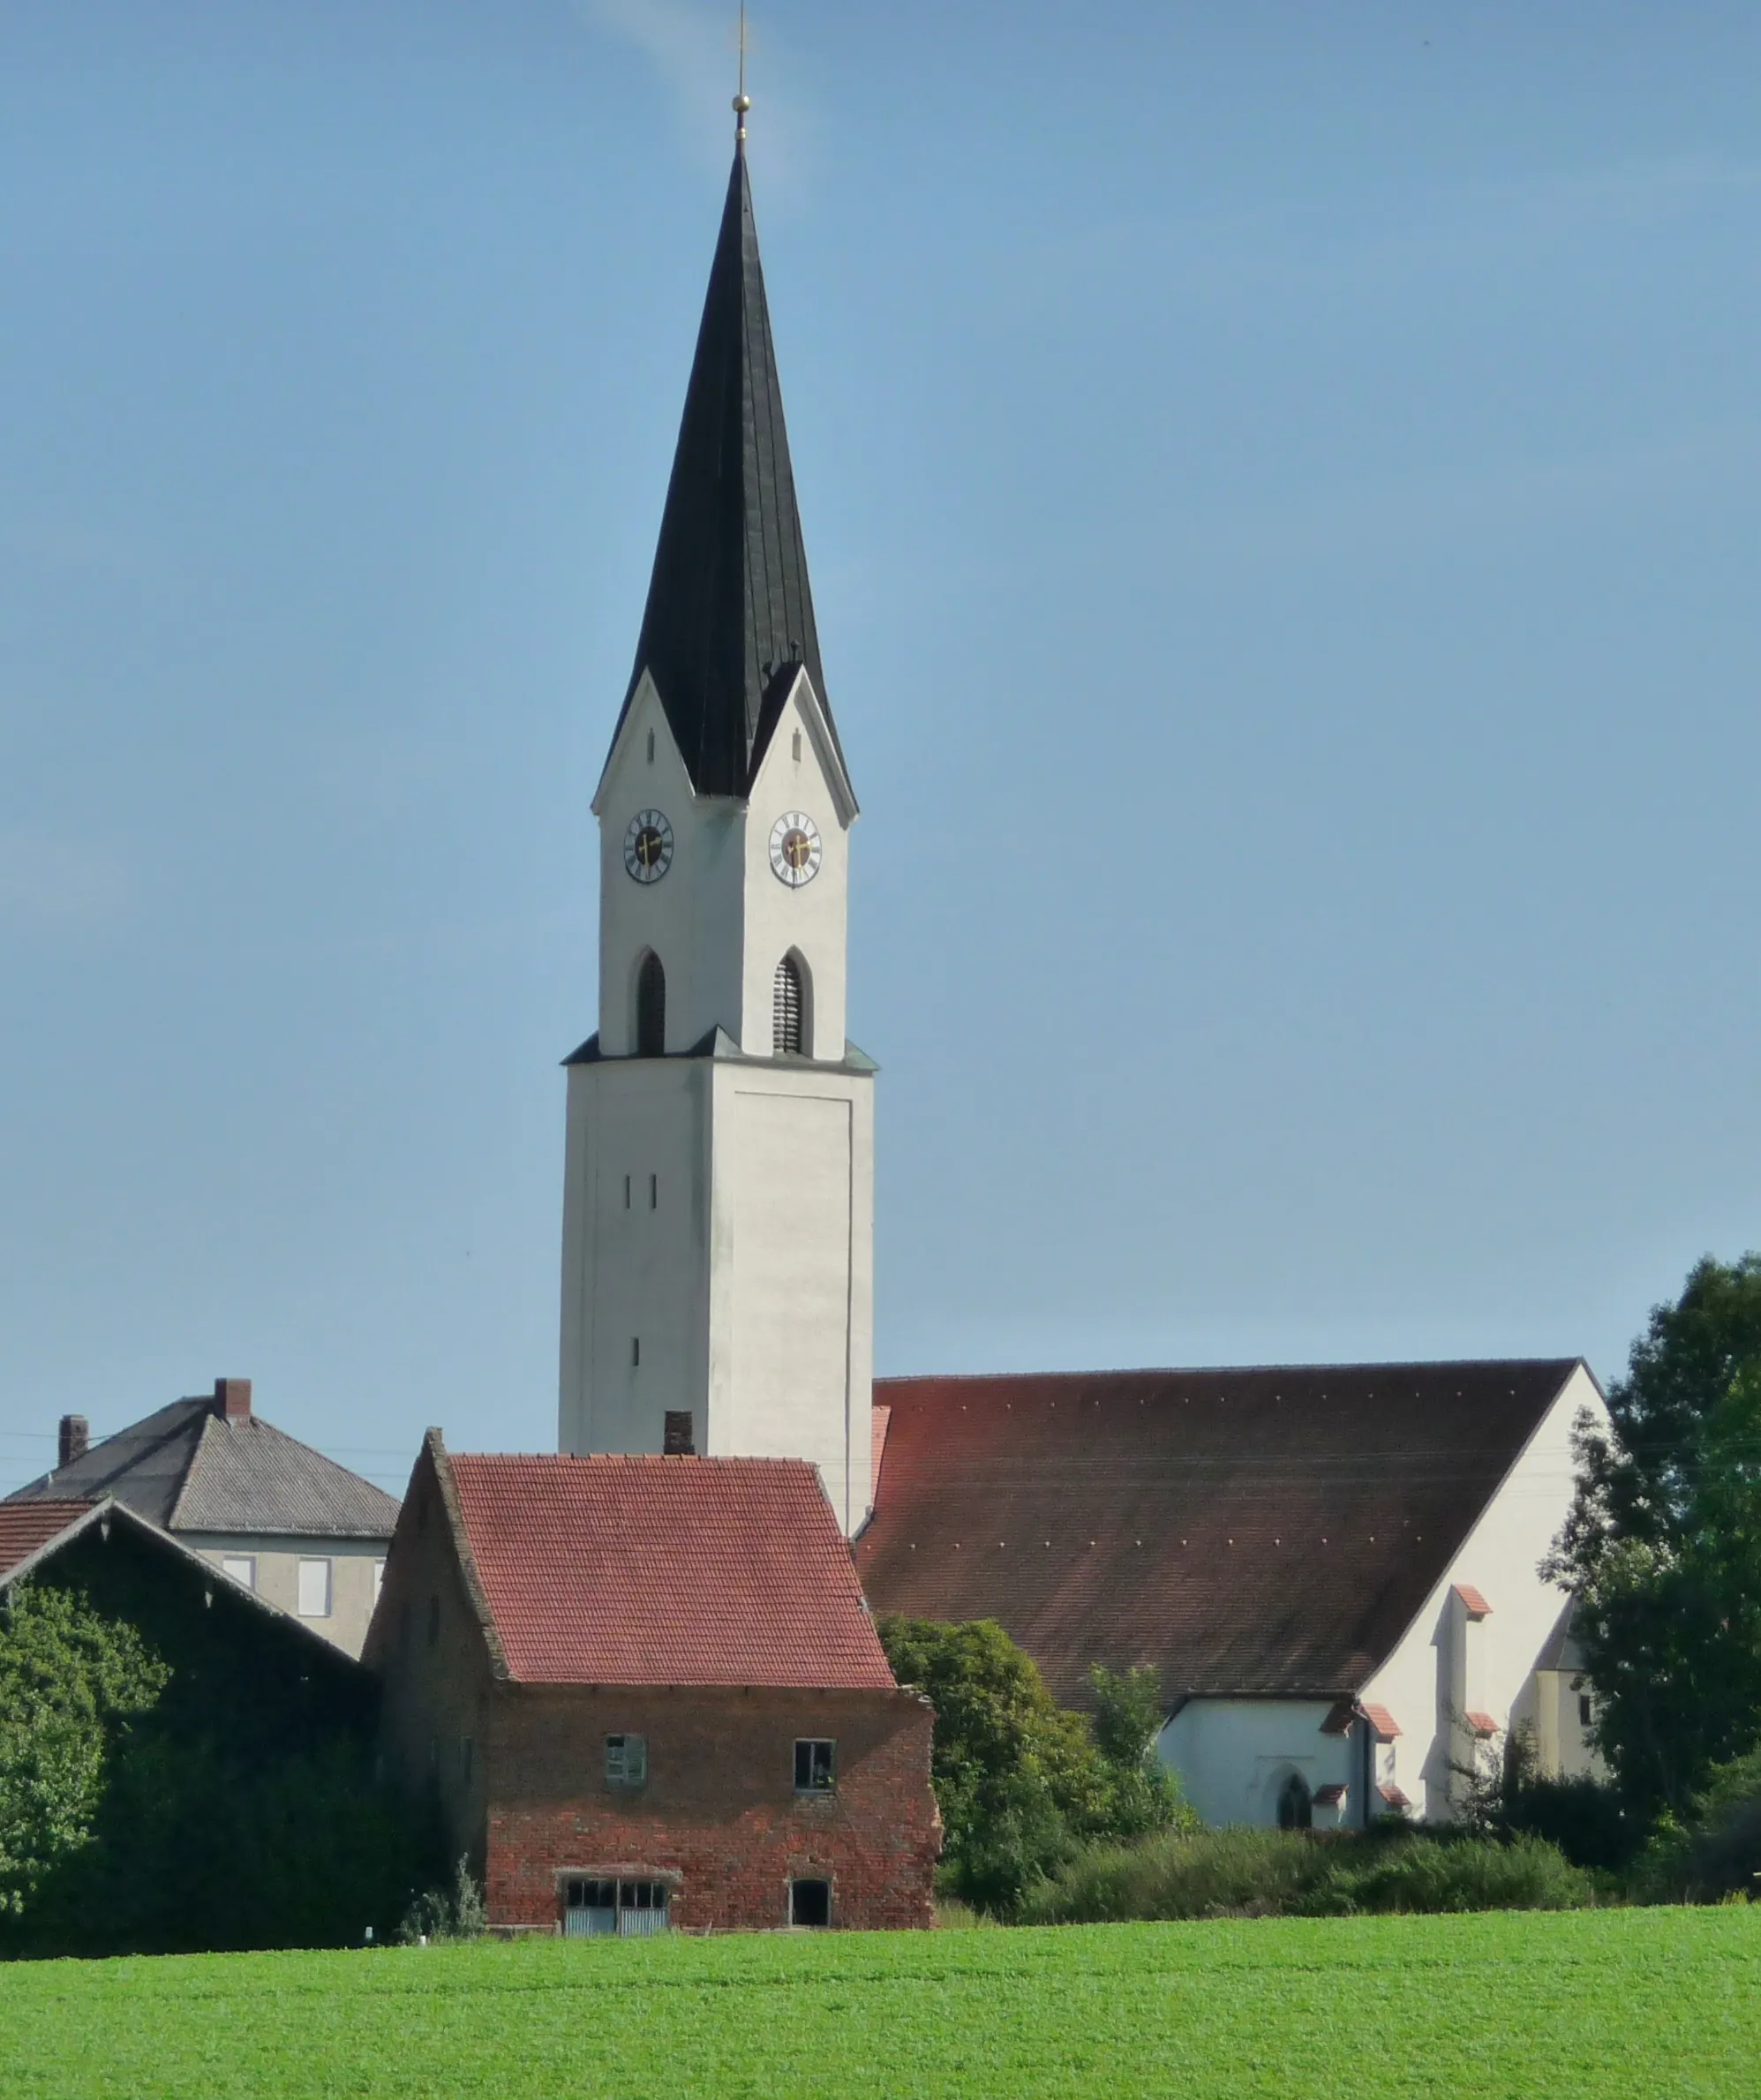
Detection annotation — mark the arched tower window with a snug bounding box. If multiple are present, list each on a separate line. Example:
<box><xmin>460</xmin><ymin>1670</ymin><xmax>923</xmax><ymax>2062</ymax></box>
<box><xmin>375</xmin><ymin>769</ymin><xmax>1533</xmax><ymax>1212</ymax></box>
<box><xmin>1276</xmin><ymin>1771</ymin><xmax>1313</xmax><ymax>1831</ymax></box>
<box><xmin>773</xmin><ymin>952</ymin><xmax>808</xmax><ymax>1058</ymax></box>
<box><xmin>635</xmin><ymin>951</ymin><xmax>666</xmax><ymax>1057</ymax></box>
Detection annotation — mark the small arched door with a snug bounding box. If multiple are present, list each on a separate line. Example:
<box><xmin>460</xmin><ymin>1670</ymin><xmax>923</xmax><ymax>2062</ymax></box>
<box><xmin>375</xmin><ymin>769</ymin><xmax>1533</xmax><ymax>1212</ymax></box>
<box><xmin>1276</xmin><ymin>1771</ymin><xmax>1313</xmax><ymax>1830</ymax></box>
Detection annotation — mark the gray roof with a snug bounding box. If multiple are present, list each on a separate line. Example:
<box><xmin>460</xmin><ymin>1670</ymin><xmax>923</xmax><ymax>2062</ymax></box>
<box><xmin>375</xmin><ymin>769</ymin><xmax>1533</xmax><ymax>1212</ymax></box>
<box><xmin>5</xmin><ymin>1397</ymin><xmax>399</xmax><ymax>1541</ymax></box>
<box><xmin>606</xmin><ymin>142</ymin><xmax>852</xmax><ymax>806</ymax></box>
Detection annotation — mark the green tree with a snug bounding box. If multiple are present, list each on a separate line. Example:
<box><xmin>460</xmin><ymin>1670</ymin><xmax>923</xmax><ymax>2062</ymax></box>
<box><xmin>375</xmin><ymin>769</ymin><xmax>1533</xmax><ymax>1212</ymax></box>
<box><xmin>878</xmin><ymin>1618</ymin><xmax>1189</xmax><ymax>1910</ymax></box>
<box><xmin>0</xmin><ymin>1582</ymin><xmax>169</xmax><ymax>1917</ymax></box>
<box><xmin>1088</xmin><ymin>1664</ymin><xmax>1192</xmax><ymax>1841</ymax></box>
<box><xmin>1546</xmin><ymin>1253</ymin><xmax>1761</xmax><ymax>1819</ymax></box>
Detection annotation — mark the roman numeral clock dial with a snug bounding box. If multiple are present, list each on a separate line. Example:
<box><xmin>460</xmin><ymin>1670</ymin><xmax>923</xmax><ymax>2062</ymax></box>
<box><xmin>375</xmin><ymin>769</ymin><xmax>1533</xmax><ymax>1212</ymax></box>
<box><xmin>623</xmin><ymin>809</ymin><xmax>674</xmax><ymax>884</ymax></box>
<box><xmin>769</xmin><ymin>811</ymin><xmax>822</xmax><ymax>888</ymax></box>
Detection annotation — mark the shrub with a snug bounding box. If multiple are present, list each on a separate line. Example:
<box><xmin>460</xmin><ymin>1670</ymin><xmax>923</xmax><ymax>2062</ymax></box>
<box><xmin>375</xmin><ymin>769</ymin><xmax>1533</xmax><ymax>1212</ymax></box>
<box><xmin>877</xmin><ymin>1619</ymin><xmax>1193</xmax><ymax>1913</ymax></box>
<box><xmin>398</xmin><ymin>1857</ymin><xmax>487</xmax><ymax>1945</ymax></box>
<box><xmin>1017</xmin><ymin>1825</ymin><xmax>1593</xmax><ymax>1924</ymax></box>
<box><xmin>1636</xmin><ymin>1743</ymin><xmax>1761</xmax><ymax>1902</ymax></box>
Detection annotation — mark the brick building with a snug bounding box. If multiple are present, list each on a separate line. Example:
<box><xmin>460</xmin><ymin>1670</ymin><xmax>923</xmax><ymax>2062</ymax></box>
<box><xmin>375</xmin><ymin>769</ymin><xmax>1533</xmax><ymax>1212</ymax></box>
<box><xmin>366</xmin><ymin>1434</ymin><xmax>938</xmax><ymax>1934</ymax></box>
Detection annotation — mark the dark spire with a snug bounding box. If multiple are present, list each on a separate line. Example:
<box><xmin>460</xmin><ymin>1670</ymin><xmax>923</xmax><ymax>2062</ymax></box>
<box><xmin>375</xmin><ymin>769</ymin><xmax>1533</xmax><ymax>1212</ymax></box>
<box><xmin>615</xmin><ymin>146</ymin><xmax>850</xmax><ymax>802</ymax></box>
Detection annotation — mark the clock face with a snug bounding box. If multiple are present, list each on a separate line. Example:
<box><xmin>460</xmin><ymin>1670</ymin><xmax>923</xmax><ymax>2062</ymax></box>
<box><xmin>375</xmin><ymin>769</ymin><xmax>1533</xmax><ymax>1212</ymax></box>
<box><xmin>623</xmin><ymin>809</ymin><xmax>674</xmax><ymax>884</ymax></box>
<box><xmin>769</xmin><ymin>811</ymin><xmax>823</xmax><ymax>888</ymax></box>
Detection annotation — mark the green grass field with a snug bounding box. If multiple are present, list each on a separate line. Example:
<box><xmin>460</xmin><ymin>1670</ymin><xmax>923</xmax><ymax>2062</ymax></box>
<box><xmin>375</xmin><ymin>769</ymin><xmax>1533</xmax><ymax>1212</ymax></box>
<box><xmin>2</xmin><ymin>1908</ymin><xmax>1757</xmax><ymax>2099</ymax></box>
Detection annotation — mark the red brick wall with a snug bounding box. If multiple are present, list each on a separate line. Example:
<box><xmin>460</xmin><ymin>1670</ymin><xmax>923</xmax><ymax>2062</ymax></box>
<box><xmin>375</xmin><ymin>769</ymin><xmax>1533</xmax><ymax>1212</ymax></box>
<box><xmin>484</xmin><ymin>1682</ymin><xmax>939</xmax><ymax>1932</ymax></box>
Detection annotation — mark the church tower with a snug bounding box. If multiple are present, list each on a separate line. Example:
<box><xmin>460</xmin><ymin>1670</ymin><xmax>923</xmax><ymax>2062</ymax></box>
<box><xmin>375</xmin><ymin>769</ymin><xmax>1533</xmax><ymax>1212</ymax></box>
<box><xmin>558</xmin><ymin>124</ymin><xmax>874</xmax><ymax>1533</ymax></box>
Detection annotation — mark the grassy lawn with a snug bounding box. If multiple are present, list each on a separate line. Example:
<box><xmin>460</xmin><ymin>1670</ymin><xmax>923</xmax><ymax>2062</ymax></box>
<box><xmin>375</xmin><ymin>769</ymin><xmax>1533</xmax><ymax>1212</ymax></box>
<box><xmin>2</xmin><ymin>1908</ymin><xmax>1757</xmax><ymax>2099</ymax></box>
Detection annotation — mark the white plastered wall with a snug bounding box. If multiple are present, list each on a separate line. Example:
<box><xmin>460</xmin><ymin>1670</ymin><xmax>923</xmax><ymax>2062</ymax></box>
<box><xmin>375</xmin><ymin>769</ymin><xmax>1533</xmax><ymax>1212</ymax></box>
<box><xmin>1358</xmin><ymin>1361</ymin><xmax>1607</xmax><ymax>1818</ymax></box>
<box><xmin>557</xmin><ymin>1051</ymin><xmax>874</xmax><ymax>1534</ymax></box>
<box><xmin>1158</xmin><ymin>1700</ymin><xmax>1357</xmax><ymax>1827</ymax></box>
<box><xmin>189</xmin><ymin>1534</ymin><xmax>388</xmax><ymax>1659</ymax></box>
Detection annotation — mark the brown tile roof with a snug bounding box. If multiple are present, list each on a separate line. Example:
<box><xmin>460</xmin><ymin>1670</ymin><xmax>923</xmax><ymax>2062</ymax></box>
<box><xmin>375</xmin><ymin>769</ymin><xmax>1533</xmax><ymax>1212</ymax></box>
<box><xmin>0</xmin><ymin>1500</ymin><xmax>93</xmax><ymax>1577</ymax></box>
<box><xmin>1313</xmin><ymin>1783</ymin><xmax>1348</xmax><ymax>1808</ymax></box>
<box><xmin>439</xmin><ymin>1445</ymin><xmax>898</xmax><ymax>1690</ymax></box>
<box><xmin>1378</xmin><ymin>1783</ymin><xmax>1411</xmax><ymax>1810</ymax></box>
<box><xmin>1361</xmin><ymin>1704</ymin><xmax>1402</xmax><ymax>1742</ymax></box>
<box><xmin>859</xmin><ymin>1359</ymin><xmax>1584</xmax><ymax>1705</ymax></box>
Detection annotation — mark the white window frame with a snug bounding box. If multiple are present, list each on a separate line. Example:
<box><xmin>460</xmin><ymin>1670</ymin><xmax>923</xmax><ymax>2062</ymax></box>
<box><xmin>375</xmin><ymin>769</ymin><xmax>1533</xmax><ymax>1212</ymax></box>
<box><xmin>297</xmin><ymin>1556</ymin><xmax>333</xmax><ymax>1618</ymax></box>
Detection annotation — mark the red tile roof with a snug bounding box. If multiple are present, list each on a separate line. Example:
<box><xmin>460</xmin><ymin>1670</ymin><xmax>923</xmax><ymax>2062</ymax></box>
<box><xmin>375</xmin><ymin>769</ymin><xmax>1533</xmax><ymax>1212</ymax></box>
<box><xmin>440</xmin><ymin>1447</ymin><xmax>897</xmax><ymax>1690</ymax></box>
<box><xmin>1464</xmin><ymin>1710</ymin><xmax>1499</xmax><ymax>1738</ymax></box>
<box><xmin>1361</xmin><ymin>1704</ymin><xmax>1402</xmax><ymax>1742</ymax></box>
<box><xmin>1313</xmin><ymin>1783</ymin><xmax>1348</xmax><ymax>1808</ymax></box>
<box><xmin>1378</xmin><ymin>1783</ymin><xmax>1411</xmax><ymax>1810</ymax></box>
<box><xmin>0</xmin><ymin>1500</ymin><xmax>93</xmax><ymax>1577</ymax></box>
<box><xmin>1452</xmin><ymin>1583</ymin><xmax>1494</xmax><ymax>1619</ymax></box>
<box><xmin>860</xmin><ymin>1360</ymin><xmax>1583</xmax><ymax>1705</ymax></box>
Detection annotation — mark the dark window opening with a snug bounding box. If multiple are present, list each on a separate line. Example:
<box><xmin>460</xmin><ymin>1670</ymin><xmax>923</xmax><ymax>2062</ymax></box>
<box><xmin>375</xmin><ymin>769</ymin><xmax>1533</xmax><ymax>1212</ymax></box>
<box><xmin>1276</xmin><ymin>1772</ymin><xmax>1313</xmax><ymax>1830</ymax></box>
<box><xmin>1578</xmin><ymin>1693</ymin><xmax>1593</xmax><ymax>1728</ymax></box>
<box><xmin>646</xmin><ymin>727</ymin><xmax>655</xmax><ymax>763</ymax></box>
<box><xmin>789</xmin><ymin>1878</ymin><xmax>831</xmax><ymax>1928</ymax></box>
<box><xmin>636</xmin><ymin>952</ymin><xmax>666</xmax><ymax>1056</ymax></box>
<box><xmin>773</xmin><ymin>953</ymin><xmax>804</xmax><ymax>1057</ymax></box>
<box><xmin>664</xmin><ymin>1411</ymin><xmax>696</xmax><ymax>1456</ymax></box>
<box><xmin>623</xmin><ymin>1174</ymin><xmax>631</xmax><ymax>1209</ymax></box>
<box><xmin>631</xmin><ymin>1336</ymin><xmax>641</xmax><ymax>1368</ymax></box>
<box><xmin>794</xmin><ymin>1739</ymin><xmax>836</xmax><ymax>1794</ymax></box>
<box><xmin>649</xmin><ymin>1172</ymin><xmax>658</xmax><ymax>1209</ymax></box>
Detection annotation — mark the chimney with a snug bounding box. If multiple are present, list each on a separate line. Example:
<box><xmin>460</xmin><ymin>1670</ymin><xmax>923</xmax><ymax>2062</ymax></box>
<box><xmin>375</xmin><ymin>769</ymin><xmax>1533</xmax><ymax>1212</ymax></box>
<box><xmin>58</xmin><ymin>1414</ymin><xmax>89</xmax><ymax>1468</ymax></box>
<box><xmin>214</xmin><ymin>1378</ymin><xmax>252</xmax><ymax>1424</ymax></box>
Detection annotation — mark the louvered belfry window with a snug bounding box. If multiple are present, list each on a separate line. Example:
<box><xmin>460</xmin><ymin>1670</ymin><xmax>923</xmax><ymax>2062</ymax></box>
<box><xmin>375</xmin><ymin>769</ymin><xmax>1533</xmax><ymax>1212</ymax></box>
<box><xmin>773</xmin><ymin>953</ymin><xmax>803</xmax><ymax>1057</ymax></box>
<box><xmin>636</xmin><ymin>951</ymin><xmax>666</xmax><ymax>1056</ymax></box>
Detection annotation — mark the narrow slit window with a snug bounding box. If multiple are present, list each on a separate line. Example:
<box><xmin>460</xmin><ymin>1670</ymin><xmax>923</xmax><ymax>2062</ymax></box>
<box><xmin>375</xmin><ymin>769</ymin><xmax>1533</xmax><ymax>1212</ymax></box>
<box><xmin>646</xmin><ymin>726</ymin><xmax>655</xmax><ymax>763</ymax></box>
<box><xmin>635</xmin><ymin>952</ymin><xmax>666</xmax><ymax>1057</ymax></box>
<box><xmin>631</xmin><ymin>1336</ymin><xmax>641</xmax><ymax>1368</ymax></box>
<box><xmin>773</xmin><ymin>953</ymin><xmax>804</xmax><ymax>1057</ymax></box>
<box><xmin>649</xmin><ymin>1173</ymin><xmax>658</xmax><ymax>1209</ymax></box>
<box><xmin>791</xmin><ymin>728</ymin><xmax>802</xmax><ymax>762</ymax></box>
<box><xmin>623</xmin><ymin>1174</ymin><xmax>631</xmax><ymax>1209</ymax></box>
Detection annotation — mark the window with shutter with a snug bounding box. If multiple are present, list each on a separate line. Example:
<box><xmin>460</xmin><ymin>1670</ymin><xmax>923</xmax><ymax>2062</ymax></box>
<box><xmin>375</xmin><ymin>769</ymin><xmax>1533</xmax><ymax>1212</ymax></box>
<box><xmin>635</xmin><ymin>952</ymin><xmax>666</xmax><ymax>1055</ymax></box>
<box><xmin>773</xmin><ymin>953</ymin><xmax>804</xmax><ymax>1056</ymax></box>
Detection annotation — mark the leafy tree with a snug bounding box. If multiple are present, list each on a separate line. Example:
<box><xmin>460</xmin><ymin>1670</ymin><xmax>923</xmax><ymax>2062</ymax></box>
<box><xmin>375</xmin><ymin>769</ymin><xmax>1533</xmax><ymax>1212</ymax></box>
<box><xmin>0</xmin><ymin>1581</ymin><xmax>169</xmax><ymax>1917</ymax></box>
<box><xmin>1546</xmin><ymin>1253</ymin><xmax>1761</xmax><ymax>1818</ymax></box>
<box><xmin>1088</xmin><ymin>1664</ymin><xmax>1192</xmax><ymax>1842</ymax></box>
<box><xmin>878</xmin><ymin>1618</ymin><xmax>1189</xmax><ymax>1911</ymax></box>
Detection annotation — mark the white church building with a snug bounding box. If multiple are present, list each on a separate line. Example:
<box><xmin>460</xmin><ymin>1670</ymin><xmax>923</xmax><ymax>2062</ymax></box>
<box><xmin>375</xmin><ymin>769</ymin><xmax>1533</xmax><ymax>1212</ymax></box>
<box><xmin>552</xmin><ymin>117</ymin><xmax>1603</xmax><ymax>1827</ymax></box>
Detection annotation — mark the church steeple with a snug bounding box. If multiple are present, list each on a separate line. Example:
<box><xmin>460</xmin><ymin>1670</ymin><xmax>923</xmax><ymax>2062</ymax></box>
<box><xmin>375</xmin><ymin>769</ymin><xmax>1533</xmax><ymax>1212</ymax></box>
<box><xmin>614</xmin><ymin>144</ymin><xmax>853</xmax><ymax>807</ymax></box>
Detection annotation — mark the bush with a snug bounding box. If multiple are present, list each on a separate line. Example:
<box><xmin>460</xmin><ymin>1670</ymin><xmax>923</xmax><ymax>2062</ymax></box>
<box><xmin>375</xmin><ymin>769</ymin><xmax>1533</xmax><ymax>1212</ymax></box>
<box><xmin>1017</xmin><ymin>1825</ymin><xmax>1594</xmax><ymax>1924</ymax></box>
<box><xmin>1636</xmin><ymin>1743</ymin><xmax>1761</xmax><ymax>1902</ymax></box>
<box><xmin>877</xmin><ymin>1619</ymin><xmax>1193</xmax><ymax>1913</ymax></box>
<box><xmin>397</xmin><ymin>1857</ymin><xmax>487</xmax><ymax>1944</ymax></box>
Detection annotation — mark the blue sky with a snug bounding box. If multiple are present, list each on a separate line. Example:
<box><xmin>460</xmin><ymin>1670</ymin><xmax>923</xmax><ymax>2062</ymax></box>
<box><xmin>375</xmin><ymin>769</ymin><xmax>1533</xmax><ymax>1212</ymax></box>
<box><xmin>2</xmin><ymin>2</ymin><xmax>1757</xmax><ymax>1496</ymax></box>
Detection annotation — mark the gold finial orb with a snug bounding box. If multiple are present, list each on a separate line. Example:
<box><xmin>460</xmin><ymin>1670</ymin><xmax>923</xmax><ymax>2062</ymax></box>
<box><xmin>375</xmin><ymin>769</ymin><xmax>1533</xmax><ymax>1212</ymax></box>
<box><xmin>734</xmin><ymin>92</ymin><xmax>751</xmax><ymax>114</ymax></box>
